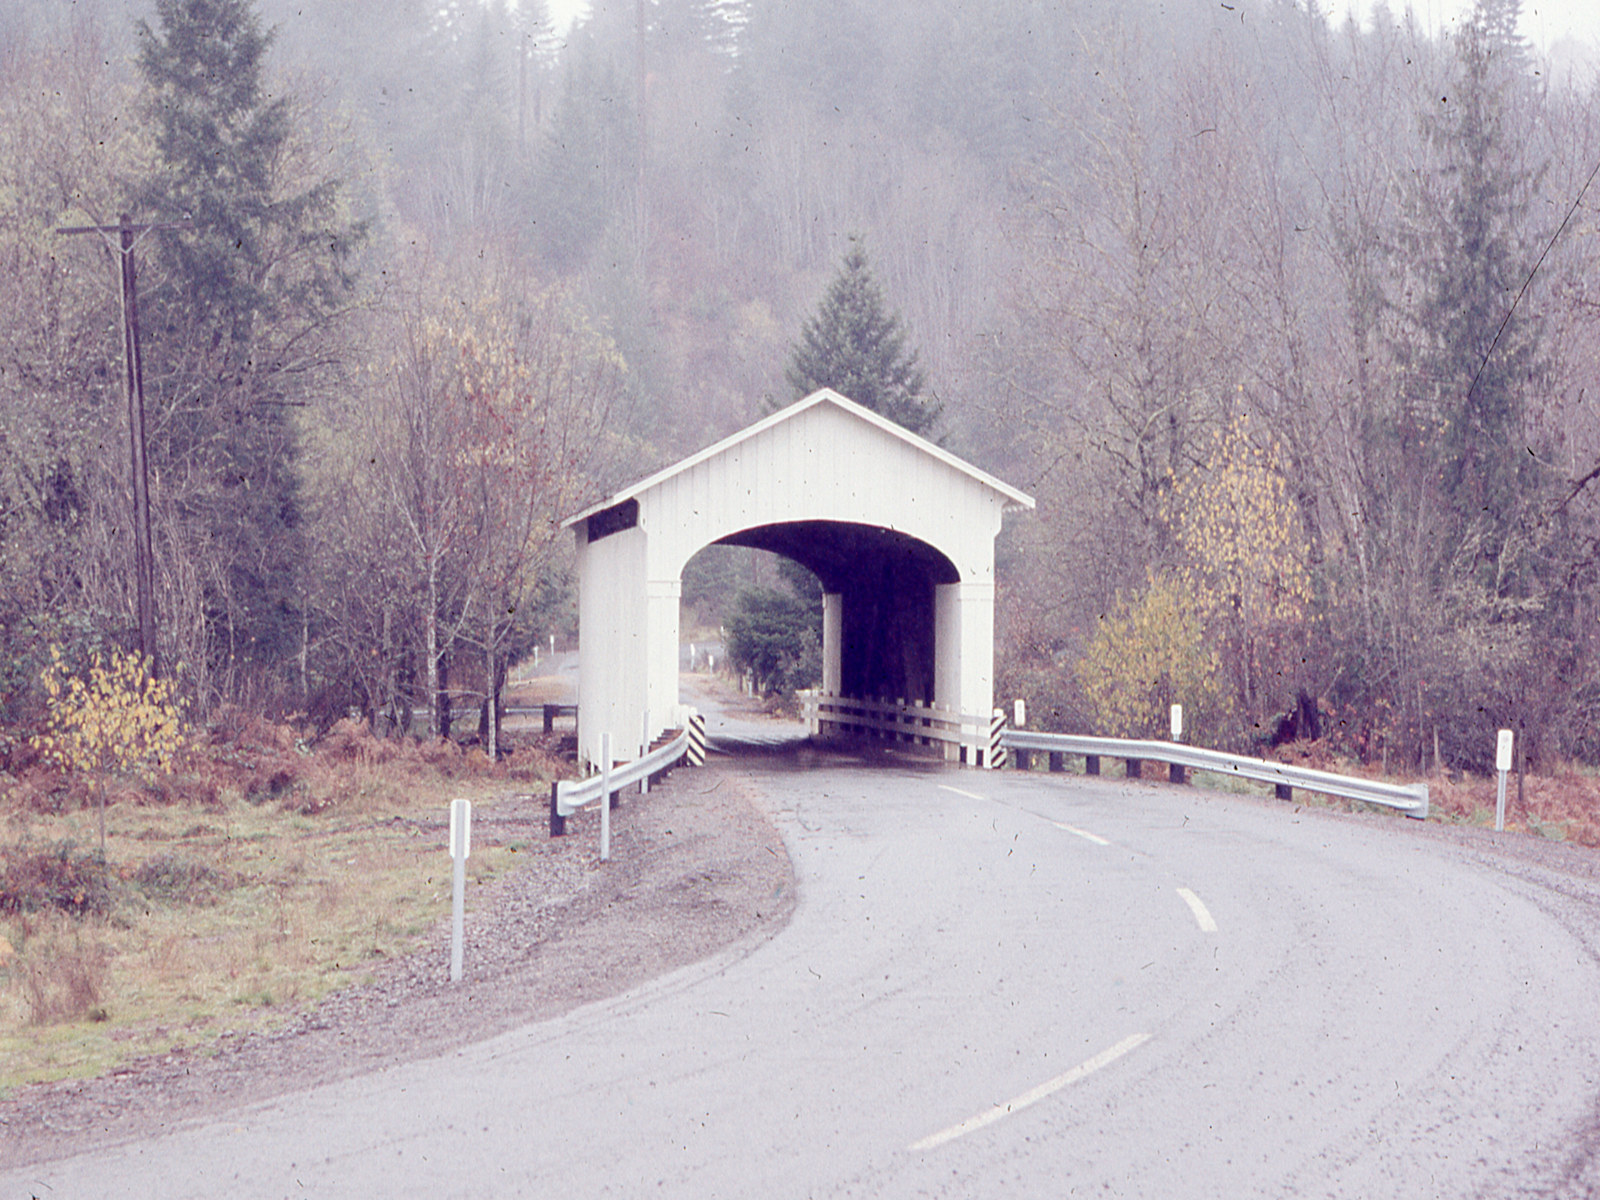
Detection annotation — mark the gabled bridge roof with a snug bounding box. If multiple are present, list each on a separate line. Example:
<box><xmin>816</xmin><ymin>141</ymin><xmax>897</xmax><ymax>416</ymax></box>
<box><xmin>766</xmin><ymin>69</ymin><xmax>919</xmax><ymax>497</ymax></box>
<box><xmin>562</xmin><ymin>388</ymin><xmax>1034</xmax><ymax>530</ymax></box>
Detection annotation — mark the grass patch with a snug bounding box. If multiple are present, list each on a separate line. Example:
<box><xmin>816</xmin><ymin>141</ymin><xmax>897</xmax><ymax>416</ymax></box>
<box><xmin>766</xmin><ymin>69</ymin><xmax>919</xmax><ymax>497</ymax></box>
<box><xmin>1428</xmin><ymin>765</ymin><xmax>1600</xmax><ymax>844</ymax></box>
<box><xmin>1186</xmin><ymin>769</ymin><xmax>1264</xmax><ymax>797</ymax></box>
<box><xmin>0</xmin><ymin>717</ymin><xmax>565</xmax><ymax>1096</ymax></box>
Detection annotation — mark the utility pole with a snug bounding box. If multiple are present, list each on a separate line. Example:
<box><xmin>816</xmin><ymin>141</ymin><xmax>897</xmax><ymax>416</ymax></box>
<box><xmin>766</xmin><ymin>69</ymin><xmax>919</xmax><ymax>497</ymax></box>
<box><xmin>56</xmin><ymin>213</ymin><xmax>191</xmax><ymax>676</ymax></box>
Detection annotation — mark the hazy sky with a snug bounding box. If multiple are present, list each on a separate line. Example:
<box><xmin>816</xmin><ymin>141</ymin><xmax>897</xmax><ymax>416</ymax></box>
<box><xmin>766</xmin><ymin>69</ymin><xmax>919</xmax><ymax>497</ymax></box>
<box><xmin>1338</xmin><ymin>0</ymin><xmax>1600</xmax><ymax>50</ymax></box>
<box><xmin>547</xmin><ymin>0</ymin><xmax>588</xmax><ymax>37</ymax></box>
<box><xmin>544</xmin><ymin>1</ymin><xmax>1599</xmax><ymax>53</ymax></box>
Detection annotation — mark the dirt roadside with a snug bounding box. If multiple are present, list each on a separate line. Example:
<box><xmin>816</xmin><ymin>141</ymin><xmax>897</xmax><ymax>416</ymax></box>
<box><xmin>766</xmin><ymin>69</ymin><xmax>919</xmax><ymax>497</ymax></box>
<box><xmin>0</xmin><ymin>755</ymin><xmax>795</xmax><ymax>1170</ymax></box>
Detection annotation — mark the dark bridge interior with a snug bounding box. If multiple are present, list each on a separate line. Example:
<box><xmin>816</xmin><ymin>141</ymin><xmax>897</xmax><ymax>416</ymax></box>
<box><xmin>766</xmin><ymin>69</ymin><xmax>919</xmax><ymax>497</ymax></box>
<box><xmin>715</xmin><ymin>521</ymin><xmax>959</xmax><ymax>705</ymax></box>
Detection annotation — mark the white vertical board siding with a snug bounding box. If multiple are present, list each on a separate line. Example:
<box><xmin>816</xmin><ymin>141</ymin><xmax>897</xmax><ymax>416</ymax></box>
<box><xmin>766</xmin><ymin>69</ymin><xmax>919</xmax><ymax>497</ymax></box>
<box><xmin>956</xmin><ymin>580</ymin><xmax>996</xmax><ymax>722</ymax></box>
<box><xmin>644</xmin><ymin>577</ymin><xmax>680</xmax><ymax>747</ymax></box>
<box><xmin>576</xmin><ymin>521</ymin><xmax>648</xmax><ymax>769</ymax></box>
<box><xmin>571</xmin><ymin>391</ymin><xmax>1033</xmax><ymax>763</ymax></box>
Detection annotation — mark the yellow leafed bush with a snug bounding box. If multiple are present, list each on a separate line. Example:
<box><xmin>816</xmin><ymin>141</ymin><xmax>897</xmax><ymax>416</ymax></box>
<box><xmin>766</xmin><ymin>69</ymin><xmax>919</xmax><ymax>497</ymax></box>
<box><xmin>1075</xmin><ymin>413</ymin><xmax>1313</xmax><ymax>745</ymax></box>
<box><xmin>1168</xmin><ymin>414</ymin><xmax>1311</xmax><ymax>631</ymax></box>
<box><xmin>1078</xmin><ymin>571</ymin><xmax>1224</xmax><ymax>738</ymax></box>
<box><xmin>31</xmin><ymin>645</ymin><xmax>185</xmax><ymax>783</ymax></box>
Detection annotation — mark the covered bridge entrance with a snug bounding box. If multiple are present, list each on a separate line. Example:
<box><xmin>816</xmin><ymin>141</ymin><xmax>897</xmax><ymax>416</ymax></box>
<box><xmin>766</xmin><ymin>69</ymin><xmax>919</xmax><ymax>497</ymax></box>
<box><xmin>562</xmin><ymin>389</ymin><xmax>1034</xmax><ymax>768</ymax></box>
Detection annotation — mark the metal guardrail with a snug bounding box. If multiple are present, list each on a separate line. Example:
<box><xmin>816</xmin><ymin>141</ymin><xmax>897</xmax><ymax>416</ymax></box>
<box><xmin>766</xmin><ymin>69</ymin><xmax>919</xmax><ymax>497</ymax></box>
<box><xmin>1001</xmin><ymin>729</ymin><xmax>1429</xmax><ymax>820</ymax></box>
<box><xmin>502</xmin><ymin>703</ymin><xmax>578</xmax><ymax>731</ymax></box>
<box><xmin>797</xmin><ymin>690</ymin><xmax>1001</xmax><ymax>766</ymax></box>
<box><xmin>549</xmin><ymin>724</ymin><xmax>693</xmax><ymax>838</ymax></box>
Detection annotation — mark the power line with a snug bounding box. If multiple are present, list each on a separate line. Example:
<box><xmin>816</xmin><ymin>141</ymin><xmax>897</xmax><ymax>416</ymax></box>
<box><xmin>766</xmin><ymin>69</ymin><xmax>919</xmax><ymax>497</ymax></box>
<box><xmin>1467</xmin><ymin>155</ymin><xmax>1600</xmax><ymax>402</ymax></box>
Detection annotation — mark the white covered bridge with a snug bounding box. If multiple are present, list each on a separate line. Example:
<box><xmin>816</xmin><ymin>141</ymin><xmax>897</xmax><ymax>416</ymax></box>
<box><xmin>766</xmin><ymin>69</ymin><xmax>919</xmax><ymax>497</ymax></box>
<box><xmin>561</xmin><ymin>389</ymin><xmax>1034</xmax><ymax>769</ymax></box>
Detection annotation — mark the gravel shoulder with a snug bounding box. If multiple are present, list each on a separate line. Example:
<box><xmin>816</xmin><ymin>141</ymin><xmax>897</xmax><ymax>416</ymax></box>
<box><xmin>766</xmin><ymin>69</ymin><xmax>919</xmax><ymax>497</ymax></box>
<box><xmin>0</xmin><ymin>756</ymin><xmax>794</xmax><ymax>1170</ymax></box>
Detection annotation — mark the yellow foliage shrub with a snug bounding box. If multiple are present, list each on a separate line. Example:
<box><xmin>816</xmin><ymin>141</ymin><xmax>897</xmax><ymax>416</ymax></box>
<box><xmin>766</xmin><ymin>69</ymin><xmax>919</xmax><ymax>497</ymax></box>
<box><xmin>1078</xmin><ymin>572</ymin><xmax>1224</xmax><ymax>738</ymax></box>
<box><xmin>31</xmin><ymin>646</ymin><xmax>186</xmax><ymax>782</ymax></box>
<box><xmin>1075</xmin><ymin>413</ymin><xmax>1313</xmax><ymax>744</ymax></box>
<box><xmin>1168</xmin><ymin>413</ymin><xmax>1311</xmax><ymax>630</ymax></box>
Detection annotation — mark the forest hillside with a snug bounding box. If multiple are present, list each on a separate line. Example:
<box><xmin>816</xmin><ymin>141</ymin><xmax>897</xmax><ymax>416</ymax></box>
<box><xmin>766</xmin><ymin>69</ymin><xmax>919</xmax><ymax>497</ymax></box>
<box><xmin>4</xmin><ymin>0</ymin><xmax>1600</xmax><ymax>782</ymax></box>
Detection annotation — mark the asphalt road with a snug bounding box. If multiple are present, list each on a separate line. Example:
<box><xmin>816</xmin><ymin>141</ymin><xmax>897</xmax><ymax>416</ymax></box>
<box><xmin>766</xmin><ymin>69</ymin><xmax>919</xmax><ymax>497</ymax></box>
<box><xmin>8</xmin><ymin>755</ymin><xmax>1600</xmax><ymax>1198</ymax></box>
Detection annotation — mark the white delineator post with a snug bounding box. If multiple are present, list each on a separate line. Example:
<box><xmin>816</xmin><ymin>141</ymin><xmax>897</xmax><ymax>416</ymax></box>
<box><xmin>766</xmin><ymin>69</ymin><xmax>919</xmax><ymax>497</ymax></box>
<box><xmin>600</xmin><ymin>731</ymin><xmax>613</xmax><ymax>862</ymax></box>
<box><xmin>1495</xmin><ymin>729</ymin><xmax>1513</xmax><ymax>832</ymax></box>
<box><xmin>449</xmin><ymin>798</ymin><xmax>472</xmax><ymax>983</ymax></box>
<box><xmin>1169</xmin><ymin>704</ymin><xmax>1186</xmax><ymax>785</ymax></box>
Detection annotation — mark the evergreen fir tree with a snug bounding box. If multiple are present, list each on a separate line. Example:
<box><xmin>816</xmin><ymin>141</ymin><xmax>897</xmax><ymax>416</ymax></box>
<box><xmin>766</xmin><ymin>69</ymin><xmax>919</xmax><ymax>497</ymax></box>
<box><xmin>1369</xmin><ymin>0</ymin><xmax>1560</xmax><ymax>766</ymax></box>
<box><xmin>725</xmin><ymin>586</ymin><xmax>821</xmax><ymax>696</ymax></box>
<box><xmin>530</xmin><ymin>41</ymin><xmax>633</xmax><ymax>273</ymax></box>
<box><xmin>138</xmin><ymin>0</ymin><xmax>338</xmax><ymax>340</ymax></box>
<box><xmin>135</xmin><ymin>0</ymin><xmax>363</xmax><ymax>693</ymax></box>
<box><xmin>1402</xmin><ymin>0</ymin><xmax>1548</xmax><ymax>567</ymax></box>
<box><xmin>785</xmin><ymin>238</ymin><xmax>940</xmax><ymax>437</ymax></box>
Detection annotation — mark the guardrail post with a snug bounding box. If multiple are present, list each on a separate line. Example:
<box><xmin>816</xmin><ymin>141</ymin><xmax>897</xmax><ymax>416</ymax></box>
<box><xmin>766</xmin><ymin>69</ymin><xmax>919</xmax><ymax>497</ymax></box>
<box><xmin>1048</xmin><ymin>751</ymin><xmax>1065</xmax><ymax>773</ymax></box>
<box><xmin>1167</xmin><ymin>707</ymin><xmax>1186</xmax><ymax>784</ymax></box>
<box><xmin>549</xmin><ymin>780</ymin><xmax>565</xmax><ymax>837</ymax></box>
<box><xmin>1125</xmin><ymin>757</ymin><xmax>1142</xmax><ymax>779</ymax></box>
<box><xmin>1013</xmin><ymin>747</ymin><xmax>1031</xmax><ymax>771</ymax></box>
<box><xmin>1275</xmin><ymin>783</ymin><xmax>1292</xmax><ymax>801</ymax></box>
<box><xmin>1085</xmin><ymin>754</ymin><xmax>1100</xmax><ymax>775</ymax></box>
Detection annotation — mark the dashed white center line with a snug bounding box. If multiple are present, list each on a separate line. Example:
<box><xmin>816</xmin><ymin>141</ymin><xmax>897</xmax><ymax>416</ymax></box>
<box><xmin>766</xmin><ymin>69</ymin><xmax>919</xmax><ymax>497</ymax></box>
<box><xmin>1176</xmin><ymin>887</ymin><xmax>1219</xmax><ymax>932</ymax></box>
<box><xmin>909</xmin><ymin>1033</ymin><xmax>1152</xmax><ymax>1151</ymax></box>
<box><xmin>938</xmin><ymin>784</ymin><xmax>987</xmax><ymax>801</ymax></box>
<box><xmin>1051</xmin><ymin>821</ymin><xmax>1110</xmax><ymax>846</ymax></box>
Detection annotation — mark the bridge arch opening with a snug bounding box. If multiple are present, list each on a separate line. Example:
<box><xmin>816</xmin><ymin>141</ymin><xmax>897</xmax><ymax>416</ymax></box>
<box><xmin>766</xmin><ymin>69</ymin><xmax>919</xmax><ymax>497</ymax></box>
<box><xmin>702</xmin><ymin>521</ymin><xmax>958</xmax><ymax>706</ymax></box>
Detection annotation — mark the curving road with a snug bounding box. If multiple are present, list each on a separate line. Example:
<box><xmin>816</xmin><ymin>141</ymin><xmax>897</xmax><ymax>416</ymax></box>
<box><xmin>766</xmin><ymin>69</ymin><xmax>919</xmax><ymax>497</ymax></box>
<box><xmin>7</xmin><ymin>755</ymin><xmax>1600</xmax><ymax>1197</ymax></box>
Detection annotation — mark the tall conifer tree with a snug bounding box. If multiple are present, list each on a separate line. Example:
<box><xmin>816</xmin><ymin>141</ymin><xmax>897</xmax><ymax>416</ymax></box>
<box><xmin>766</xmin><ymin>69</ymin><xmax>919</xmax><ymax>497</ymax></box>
<box><xmin>1370</xmin><ymin>0</ymin><xmax>1559</xmax><ymax>766</ymax></box>
<box><xmin>1401</xmin><ymin>0</ymin><xmax>1548</xmax><ymax>572</ymax></box>
<box><xmin>785</xmin><ymin>238</ymin><xmax>940</xmax><ymax>438</ymax></box>
<box><xmin>135</xmin><ymin>0</ymin><xmax>362</xmax><ymax>696</ymax></box>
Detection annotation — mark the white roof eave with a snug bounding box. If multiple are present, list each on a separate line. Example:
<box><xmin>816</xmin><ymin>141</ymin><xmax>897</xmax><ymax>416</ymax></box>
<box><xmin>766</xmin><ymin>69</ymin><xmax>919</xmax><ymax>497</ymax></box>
<box><xmin>561</xmin><ymin>389</ymin><xmax>1035</xmax><ymax>530</ymax></box>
